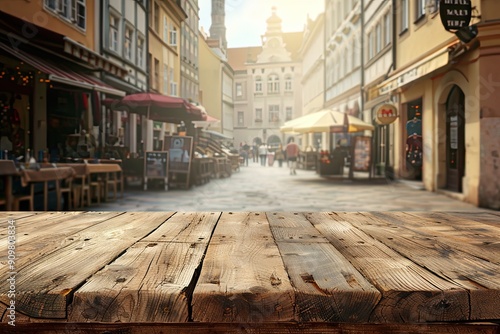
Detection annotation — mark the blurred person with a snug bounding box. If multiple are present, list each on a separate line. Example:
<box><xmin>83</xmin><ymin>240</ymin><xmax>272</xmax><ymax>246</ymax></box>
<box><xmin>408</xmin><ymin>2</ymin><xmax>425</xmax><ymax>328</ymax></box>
<box><xmin>275</xmin><ymin>144</ymin><xmax>285</xmax><ymax>167</ymax></box>
<box><xmin>258</xmin><ymin>143</ymin><xmax>268</xmax><ymax>166</ymax></box>
<box><xmin>285</xmin><ymin>137</ymin><xmax>300</xmax><ymax>175</ymax></box>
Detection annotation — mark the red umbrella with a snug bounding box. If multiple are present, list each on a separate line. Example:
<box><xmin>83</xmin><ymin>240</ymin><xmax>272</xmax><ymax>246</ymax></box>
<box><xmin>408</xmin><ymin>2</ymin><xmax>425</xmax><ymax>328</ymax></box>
<box><xmin>112</xmin><ymin>93</ymin><xmax>205</xmax><ymax>123</ymax></box>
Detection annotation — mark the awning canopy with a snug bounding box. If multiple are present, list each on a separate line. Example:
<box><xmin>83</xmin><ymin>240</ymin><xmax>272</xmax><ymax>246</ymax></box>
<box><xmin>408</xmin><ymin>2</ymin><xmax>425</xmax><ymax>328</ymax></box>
<box><xmin>0</xmin><ymin>41</ymin><xmax>125</xmax><ymax>97</ymax></box>
<box><xmin>280</xmin><ymin>109</ymin><xmax>374</xmax><ymax>134</ymax></box>
<box><xmin>111</xmin><ymin>92</ymin><xmax>206</xmax><ymax>123</ymax></box>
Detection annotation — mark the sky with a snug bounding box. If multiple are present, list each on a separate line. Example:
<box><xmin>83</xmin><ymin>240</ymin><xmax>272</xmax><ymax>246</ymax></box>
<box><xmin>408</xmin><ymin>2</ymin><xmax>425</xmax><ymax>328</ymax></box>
<box><xmin>198</xmin><ymin>0</ymin><xmax>324</xmax><ymax>48</ymax></box>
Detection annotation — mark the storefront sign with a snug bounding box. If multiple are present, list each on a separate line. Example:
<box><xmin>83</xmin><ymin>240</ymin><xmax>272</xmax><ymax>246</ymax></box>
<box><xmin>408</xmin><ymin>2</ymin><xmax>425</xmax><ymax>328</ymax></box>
<box><xmin>375</xmin><ymin>103</ymin><xmax>398</xmax><ymax>125</ymax></box>
<box><xmin>440</xmin><ymin>0</ymin><xmax>472</xmax><ymax>31</ymax></box>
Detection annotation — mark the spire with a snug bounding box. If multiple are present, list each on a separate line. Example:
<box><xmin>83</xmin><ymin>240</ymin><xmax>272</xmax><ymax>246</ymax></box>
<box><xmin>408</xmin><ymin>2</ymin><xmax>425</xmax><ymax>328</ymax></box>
<box><xmin>265</xmin><ymin>6</ymin><xmax>282</xmax><ymax>36</ymax></box>
<box><xmin>209</xmin><ymin>0</ymin><xmax>227</xmax><ymax>50</ymax></box>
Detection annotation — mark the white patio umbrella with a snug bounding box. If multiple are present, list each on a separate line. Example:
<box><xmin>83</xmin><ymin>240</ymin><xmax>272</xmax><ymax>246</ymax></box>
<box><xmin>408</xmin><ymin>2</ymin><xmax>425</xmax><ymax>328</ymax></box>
<box><xmin>280</xmin><ymin>109</ymin><xmax>374</xmax><ymax>134</ymax></box>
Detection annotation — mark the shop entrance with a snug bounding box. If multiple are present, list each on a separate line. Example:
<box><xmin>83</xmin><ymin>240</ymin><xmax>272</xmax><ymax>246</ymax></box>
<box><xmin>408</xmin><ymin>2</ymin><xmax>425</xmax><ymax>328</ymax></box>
<box><xmin>445</xmin><ymin>85</ymin><xmax>465</xmax><ymax>192</ymax></box>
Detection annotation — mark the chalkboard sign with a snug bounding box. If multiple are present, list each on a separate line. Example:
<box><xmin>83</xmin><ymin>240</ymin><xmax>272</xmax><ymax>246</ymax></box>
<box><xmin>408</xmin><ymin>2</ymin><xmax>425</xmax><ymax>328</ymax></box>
<box><xmin>351</xmin><ymin>136</ymin><xmax>372</xmax><ymax>172</ymax></box>
<box><xmin>143</xmin><ymin>151</ymin><xmax>169</xmax><ymax>190</ymax></box>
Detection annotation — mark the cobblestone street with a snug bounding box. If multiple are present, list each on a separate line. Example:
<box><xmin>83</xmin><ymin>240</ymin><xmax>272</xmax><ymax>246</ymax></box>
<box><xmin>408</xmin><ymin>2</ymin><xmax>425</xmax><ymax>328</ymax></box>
<box><xmin>93</xmin><ymin>161</ymin><xmax>491</xmax><ymax>212</ymax></box>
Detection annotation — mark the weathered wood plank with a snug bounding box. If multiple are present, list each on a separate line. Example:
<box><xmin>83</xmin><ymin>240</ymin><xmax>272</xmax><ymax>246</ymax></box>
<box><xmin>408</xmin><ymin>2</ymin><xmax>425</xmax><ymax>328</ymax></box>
<box><xmin>267</xmin><ymin>212</ymin><xmax>381</xmax><ymax>323</ymax></box>
<box><xmin>443</xmin><ymin>211</ymin><xmax>500</xmax><ymax>228</ymax></box>
<box><xmin>382</xmin><ymin>211</ymin><xmax>500</xmax><ymax>264</ymax></box>
<box><xmin>192</xmin><ymin>212</ymin><xmax>296</xmax><ymax>323</ymax></box>
<box><xmin>1</xmin><ymin>321</ymin><xmax>498</xmax><ymax>334</ymax></box>
<box><xmin>0</xmin><ymin>211</ymin><xmax>39</xmax><ymax>226</ymax></box>
<box><xmin>310</xmin><ymin>212</ymin><xmax>471</xmax><ymax>323</ymax></box>
<box><xmin>69</xmin><ymin>212</ymin><xmax>220</xmax><ymax>323</ymax></box>
<box><xmin>0</xmin><ymin>212</ymin><xmax>122</xmax><ymax>272</ymax></box>
<box><xmin>0</xmin><ymin>212</ymin><xmax>172</xmax><ymax>319</ymax></box>
<box><xmin>348</xmin><ymin>212</ymin><xmax>500</xmax><ymax>321</ymax></box>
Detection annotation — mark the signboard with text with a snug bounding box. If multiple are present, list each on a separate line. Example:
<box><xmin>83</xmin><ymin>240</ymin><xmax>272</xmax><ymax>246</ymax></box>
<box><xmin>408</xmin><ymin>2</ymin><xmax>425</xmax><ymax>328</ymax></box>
<box><xmin>440</xmin><ymin>0</ymin><xmax>472</xmax><ymax>31</ymax></box>
<box><xmin>351</xmin><ymin>136</ymin><xmax>372</xmax><ymax>172</ymax></box>
<box><xmin>143</xmin><ymin>151</ymin><xmax>169</xmax><ymax>190</ymax></box>
<box><xmin>375</xmin><ymin>103</ymin><xmax>398</xmax><ymax>125</ymax></box>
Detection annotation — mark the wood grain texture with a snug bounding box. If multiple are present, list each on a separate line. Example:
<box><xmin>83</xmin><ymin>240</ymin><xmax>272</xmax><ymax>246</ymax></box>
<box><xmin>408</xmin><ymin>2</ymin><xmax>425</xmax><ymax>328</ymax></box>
<box><xmin>267</xmin><ymin>212</ymin><xmax>380</xmax><ymax>323</ymax></box>
<box><xmin>348</xmin><ymin>212</ymin><xmax>500</xmax><ymax>321</ymax></box>
<box><xmin>192</xmin><ymin>212</ymin><xmax>296</xmax><ymax>323</ymax></box>
<box><xmin>1</xmin><ymin>322</ymin><xmax>499</xmax><ymax>334</ymax></box>
<box><xmin>69</xmin><ymin>212</ymin><xmax>220</xmax><ymax>322</ymax></box>
<box><xmin>0</xmin><ymin>212</ymin><xmax>171</xmax><ymax>319</ymax></box>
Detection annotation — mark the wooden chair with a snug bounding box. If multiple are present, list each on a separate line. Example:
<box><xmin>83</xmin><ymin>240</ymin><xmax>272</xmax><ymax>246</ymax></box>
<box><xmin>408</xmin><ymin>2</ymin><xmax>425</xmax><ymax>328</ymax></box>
<box><xmin>89</xmin><ymin>175</ymin><xmax>101</xmax><ymax>205</ymax></box>
<box><xmin>59</xmin><ymin>177</ymin><xmax>73</xmax><ymax>210</ymax></box>
<box><xmin>13</xmin><ymin>184</ymin><xmax>34</xmax><ymax>211</ymax></box>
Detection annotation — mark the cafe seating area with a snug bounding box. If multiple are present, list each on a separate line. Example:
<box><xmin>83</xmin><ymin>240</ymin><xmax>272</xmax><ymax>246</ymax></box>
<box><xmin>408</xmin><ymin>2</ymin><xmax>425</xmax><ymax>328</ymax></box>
<box><xmin>0</xmin><ymin>159</ymin><xmax>123</xmax><ymax>211</ymax></box>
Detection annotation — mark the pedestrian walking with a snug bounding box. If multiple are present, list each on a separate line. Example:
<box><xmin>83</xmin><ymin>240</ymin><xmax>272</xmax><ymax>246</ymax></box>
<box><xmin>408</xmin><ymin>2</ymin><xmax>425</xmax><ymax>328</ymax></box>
<box><xmin>285</xmin><ymin>137</ymin><xmax>300</xmax><ymax>175</ymax></box>
<box><xmin>275</xmin><ymin>144</ymin><xmax>285</xmax><ymax>167</ymax></box>
<box><xmin>258</xmin><ymin>143</ymin><xmax>268</xmax><ymax>166</ymax></box>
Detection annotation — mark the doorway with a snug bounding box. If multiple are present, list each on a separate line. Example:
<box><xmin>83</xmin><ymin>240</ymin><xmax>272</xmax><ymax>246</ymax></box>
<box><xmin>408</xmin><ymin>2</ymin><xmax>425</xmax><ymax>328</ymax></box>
<box><xmin>445</xmin><ymin>85</ymin><xmax>465</xmax><ymax>192</ymax></box>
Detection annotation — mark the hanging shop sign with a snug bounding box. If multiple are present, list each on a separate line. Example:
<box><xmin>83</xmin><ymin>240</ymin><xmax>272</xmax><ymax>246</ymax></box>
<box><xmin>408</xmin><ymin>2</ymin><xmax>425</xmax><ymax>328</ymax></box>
<box><xmin>440</xmin><ymin>0</ymin><xmax>472</xmax><ymax>31</ymax></box>
<box><xmin>375</xmin><ymin>103</ymin><xmax>398</xmax><ymax>125</ymax></box>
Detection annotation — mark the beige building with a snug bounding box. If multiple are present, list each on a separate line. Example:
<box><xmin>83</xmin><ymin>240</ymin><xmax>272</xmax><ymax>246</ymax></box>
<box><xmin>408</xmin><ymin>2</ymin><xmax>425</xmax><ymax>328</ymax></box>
<box><xmin>378</xmin><ymin>0</ymin><xmax>500</xmax><ymax>209</ymax></box>
<box><xmin>299</xmin><ymin>13</ymin><xmax>326</xmax><ymax>150</ymax></box>
<box><xmin>227</xmin><ymin>7</ymin><xmax>303</xmax><ymax>150</ymax></box>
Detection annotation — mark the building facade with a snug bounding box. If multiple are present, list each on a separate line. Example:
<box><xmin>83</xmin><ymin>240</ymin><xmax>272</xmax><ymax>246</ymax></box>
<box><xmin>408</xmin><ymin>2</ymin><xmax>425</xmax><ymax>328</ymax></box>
<box><xmin>324</xmin><ymin>0</ymin><xmax>363</xmax><ymax>130</ymax></box>
<box><xmin>227</xmin><ymin>7</ymin><xmax>303</xmax><ymax>150</ymax></box>
<box><xmin>0</xmin><ymin>0</ymin><xmax>126</xmax><ymax>158</ymax></box>
<box><xmin>377</xmin><ymin>0</ymin><xmax>500</xmax><ymax>209</ymax></box>
<box><xmin>147</xmin><ymin>0</ymin><xmax>186</xmax><ymax>151</ymax></box>
<box><xmin>299</xmin><ymin>13</ymin><xmax>326</xmax><ymax>150</ymax></box>
<box><xmin>179</xmin><ymin>0</ymin><xmax>199</xmax><ymax>103</ymax></box>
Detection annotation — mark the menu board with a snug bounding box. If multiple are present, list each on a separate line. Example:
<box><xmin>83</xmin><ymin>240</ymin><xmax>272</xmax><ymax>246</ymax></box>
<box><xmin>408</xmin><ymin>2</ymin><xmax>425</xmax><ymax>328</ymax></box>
<box><xmin>351</xmin><ymin>136</ymin><xmax>372</xmax><ymax>172</ymax></box>
<box><xmin>164</xmin><ymin>135</ymin><xmax>193</xmax><ymax>188</ymax></box>
<box><xmin>164</xmin><ymin>135</ymin><xmax>193</xmax><ymax>172</ymax></box>
<box><xmin>143</xmin><ymin>151</ymin><xmax>168</xmax><ymax>190</ymax></box>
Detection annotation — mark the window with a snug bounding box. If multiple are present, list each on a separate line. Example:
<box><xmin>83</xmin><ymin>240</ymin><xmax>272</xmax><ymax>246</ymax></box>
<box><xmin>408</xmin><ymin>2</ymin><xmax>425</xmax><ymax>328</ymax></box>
<box><xmin>109</xmin><ymin>14</ymin><xmax>119</xmax><ymax>52</ymax></box>
<box><xmin>284</xmin><ymin>75</ymin><xmax>292</xmax><ymax>91</ymax></box>
<box><xmin>384</xmin><ymin>12</ymin><xmax>391</xmax><ymax>46</ymax></box>
<box><xmin>267</xmin><ymin>74</ymin><xmax>279</xmax><ymax>94</ymax></box>
<box><xmin>367</xmin><ymin>31</ymin><xmax>373</xmax><ymax>60</ymax></box>
<box><xmin>124</xmin><ymin>26</ymin><xmax>133</xmax><ymax>61</ymax></box>
<box><xmin>255</xmin><ymin>76</ymin><xmax>262</xmax><ymax>92</ymax></box>
<box><xmin>154</xmin><ymin>2</ymin><xmax>160</xmax><ymax>33</ymax></box>
<box><xmin>169</xmin><ymin>68</ymin><xmax>177</xmax><ymax>96</ymax></box>
<box><xmin>44</xmin><ymin>0</ymin><xmax>86</xmax><ymax>29</ymax></box>
<box><xmin>268</xmin><ymin>105</ymin><xmax>279</xmax><ymax>122</ymax></box>
<box><xmin>137</xmin><ymin>36</ymin><xmax>145</xmax><ymax>67</ymax></box>
<box><xmin>163</xmin><ymin>64</ymin><xmax>168</xmax><ymax>95</ymax></box>
<box><xmin>154</xmin><ymin>58</ymin><xmax>160</xmax><ymax>90</ymax></box>
<box><xmin>376</xmin><ymin>24</ymin><xmax>381</xmax><ymax>54</ymax></box>
<box><xmin>238</xmin><ymin>112</ymin><xmax>244</xmax><ymax>126</ymax></box>
<box><xmin>416</xmin><ymin>0</ymin><xmax>426</xmax><ymax>19</ymax></box>
<box><xmin>400</xmin><ymin>0</ymin><xmax>409</xmax><ymax>33</ymax></box>
<box><xmin>169</xmin><ymin>24</ymin><xmax>177</xmax><ymax>46</ymax></box>
<box><xmin>236</xmin><ymin>83</ymin><xmax>242</xmax><ymax>97</ymax></box>
<box><xmin>286</xmin><ymin>107</ymin><xmax>292</xmax><ymax>121</ymax></box>
<box><xmin>255</xmin><ymin>108</ymin><xmax>262</xmax><ymax>122</ymax></box>
<box><xmin>163</xmin><ymin>17</ymin><xmax>169</xmax><ymax>43</ymax></box>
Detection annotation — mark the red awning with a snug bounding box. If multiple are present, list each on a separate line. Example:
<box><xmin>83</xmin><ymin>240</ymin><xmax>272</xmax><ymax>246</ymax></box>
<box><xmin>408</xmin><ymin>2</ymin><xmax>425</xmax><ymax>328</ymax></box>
<box><xmin>0</xmin><ymin>41</ymin><xmax>125</xmax><ymax>97</ymax></box>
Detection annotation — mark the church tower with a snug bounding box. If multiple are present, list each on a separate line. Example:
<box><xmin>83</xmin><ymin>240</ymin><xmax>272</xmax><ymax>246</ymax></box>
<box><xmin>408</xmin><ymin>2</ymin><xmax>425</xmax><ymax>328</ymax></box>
<box><xmin>210</xmin><ymin>0</ymin><xmax>227</xmax><ymax>50</ymax></box>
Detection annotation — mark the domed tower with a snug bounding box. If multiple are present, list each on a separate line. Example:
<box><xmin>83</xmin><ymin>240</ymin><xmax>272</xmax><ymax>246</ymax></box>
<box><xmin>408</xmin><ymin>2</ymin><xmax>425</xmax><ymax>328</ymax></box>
<box><xmin>210</xmin><ymin>0</ymin><xmax>227</xmax><ymax>50</ymax></box>
<box><xmin>257</xmin><ymin>7</ymin><xmax>291</xmax><ymax>63</ymax></box>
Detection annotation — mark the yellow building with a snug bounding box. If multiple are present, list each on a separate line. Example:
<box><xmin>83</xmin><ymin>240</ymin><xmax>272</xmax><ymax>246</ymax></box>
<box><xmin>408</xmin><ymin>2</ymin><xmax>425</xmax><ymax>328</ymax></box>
<box><xmin>198</xmin><ymin>30</ymin><xmax>223</xmax><ymax>133</ymax></box>
<box><xmin>148</xmin><ymin>0</ymin><xmax>186</xmax><ymax>150</ymax></box>
<box><xmin>378</xmin><ymin>0</ymin><xmax>500</xmax><ymax>209</ymax></box>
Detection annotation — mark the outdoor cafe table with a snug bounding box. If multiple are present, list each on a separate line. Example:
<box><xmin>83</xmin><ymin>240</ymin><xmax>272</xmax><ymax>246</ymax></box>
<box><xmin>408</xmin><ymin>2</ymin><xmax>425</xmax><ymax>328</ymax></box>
<box><xmin>85</xmin><ymin>162</ymin><xmax>123</xmax><ymax>201</ymax></box>
<box><xmin>19</xmin><ymin>166</ymin><xmax>75</xmax><ymax>211</ymax></box>
<box><xmin>0</xmin><ymin>211</ymin><xmax>499</xmax><ymax>333</ymax></box>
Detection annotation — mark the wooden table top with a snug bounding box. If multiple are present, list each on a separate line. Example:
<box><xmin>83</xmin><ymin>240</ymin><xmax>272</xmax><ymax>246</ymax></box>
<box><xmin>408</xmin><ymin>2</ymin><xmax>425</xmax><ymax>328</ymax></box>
<box><xmin>19</xmin><ymin>167</ymin><xmax>75</xmax><ymax>186</ymax></box>
<box><xmin>0</xmin><ymin>211</ymin><xmax>499</xmax><ymax>333</ymax></box>
<box><xmin>85</xmin><ymin>163</ymin><xmax>122</xmax><ymax>173</ymax></box>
